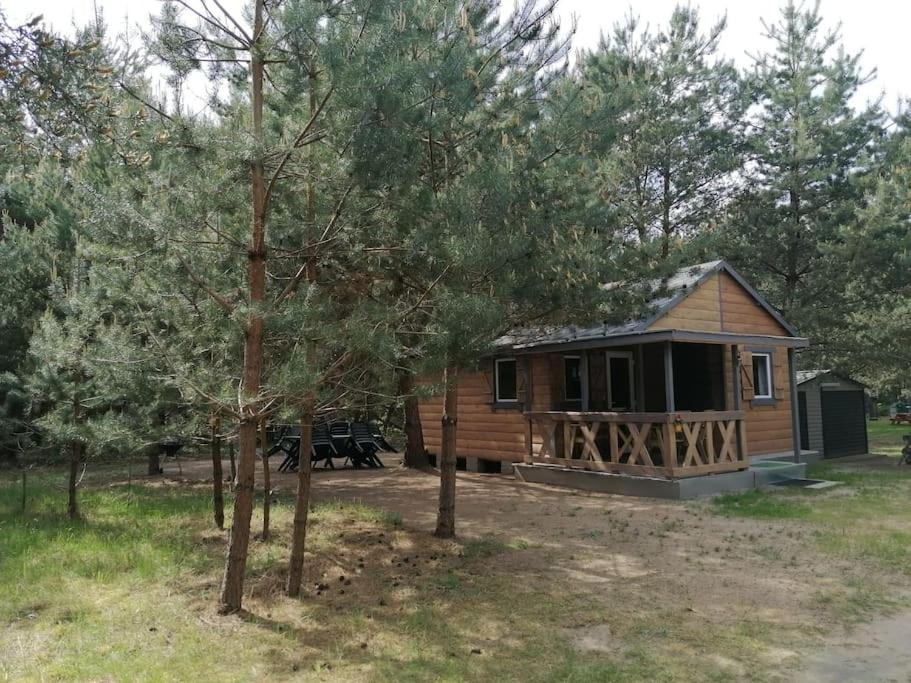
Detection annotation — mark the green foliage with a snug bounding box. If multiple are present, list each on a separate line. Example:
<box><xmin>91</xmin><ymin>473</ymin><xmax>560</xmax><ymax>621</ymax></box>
<box><xmin>836</xmin><ymin>128</ymin><xmax>911</xmax><ymax>393</ymax></box>
<box><xmin>0</xmin><ymin>0</ymin><xmax>908</xmax><ymax>479</ymax></box>
<box><xmin>720</xmin><ymin>1</ymin><xmax>884</xmax><ymax>353</ymax></box>
<box><xmin>575</xmin><ymin>6</ymin><xmax>747</xmax><ymax>261</ymax></box>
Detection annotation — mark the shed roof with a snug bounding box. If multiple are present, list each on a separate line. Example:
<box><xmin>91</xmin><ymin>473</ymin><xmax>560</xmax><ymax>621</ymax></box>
<box><xmin>796</xmin><ymin>370</ymin><xmax>828</xmax><ymax>384</ymax></box>
<box><xmin>496</xmin><ymin>260</ymin><xmax>801</xmax><ymax>352</ymax></box>
<box><xmin>797</xmin><ymin>370</ymin><xmax>866</xmax><ymax>388</ymax></box>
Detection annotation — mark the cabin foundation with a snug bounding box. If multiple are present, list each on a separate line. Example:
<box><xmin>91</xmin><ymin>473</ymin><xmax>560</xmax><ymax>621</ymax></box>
<box><xmin>514</xmin><ymin>460</ymin><xmax>808</xmax><ymax>499</ymax></box>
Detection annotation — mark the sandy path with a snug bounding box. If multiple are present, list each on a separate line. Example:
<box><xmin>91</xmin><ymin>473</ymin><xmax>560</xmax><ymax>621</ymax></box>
<box><xmin>796</xmin><ymin>610</ymin><xmax>911</xmax><ymax>682</ymax></box>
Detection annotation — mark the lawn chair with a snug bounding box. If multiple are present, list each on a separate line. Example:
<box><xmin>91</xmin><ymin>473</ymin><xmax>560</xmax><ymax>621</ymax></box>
<box><xmin>272</xmin><ymin>426</ymin><xmax>302</xmax><ymax>472</ymax></box>
<box><xmin>329</xmin><ymin>421</ymin><xmax>374</xmax><ymax>469</ymax></box>
<box><xmin>370</xmin><ymin>423</ymin><xmax>397</xmax><ymax>453</ymax></box>
<box><xmin>351</xmin><ymin>422</ymin><xmax>385</xmax><ymax>468</ymax></box>
<box><xmin>311</xmin><ymin>424</ymin><xmax>337</xmax><ymax>469</ymax></box>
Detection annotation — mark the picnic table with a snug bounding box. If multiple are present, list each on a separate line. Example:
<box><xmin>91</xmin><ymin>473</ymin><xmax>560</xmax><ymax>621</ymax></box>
<box><xmin>890</xmin><ymin>413</ymin><xmax>911</xmax><ymax>425</ymax></box>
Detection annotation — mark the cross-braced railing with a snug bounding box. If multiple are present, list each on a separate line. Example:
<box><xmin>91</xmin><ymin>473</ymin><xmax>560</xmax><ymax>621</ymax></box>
<box><xmin>523</xmin><ymin>411</ymin><xmax>748</xmax><ymax>479</ymax></box>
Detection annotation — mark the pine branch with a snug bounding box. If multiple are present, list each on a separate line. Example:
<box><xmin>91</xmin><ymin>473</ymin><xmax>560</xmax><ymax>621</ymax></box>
<box><xmin>118</xmin><ymin>81</ymin><xmax>174</xmax><ymax>122</ymax></box>
<box><xmin>273</xmin><ymin>184</ymin><xmax>353</xmax><ymax>306</ymax></box>
<box><xmin>172</xmin><ymin>0</ymin><xmax>250</xmax><ymax>48</ymax></box>
<box><xmin>263</xmin><ymin>84</ymin><xmax>336</xmax><ymax>213</ymax></box>
<box><xmin>175</xmin><ymin>253</ymin><xmax>235</xmax><ymax>314</ymax></box>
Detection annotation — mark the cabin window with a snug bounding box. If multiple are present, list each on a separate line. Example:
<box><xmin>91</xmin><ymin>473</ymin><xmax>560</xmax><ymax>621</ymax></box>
<box><xmin>752</xmin><ymin>353</ymin><xmax>773</xmax><ymax>399</ymax></box>
<box><xmin>564</xmin><ymin>356</ymin><xmax>582</xmax><ymax>401</ymax></box>
<box><xmin>495</xmin><ymin>358</ymin><xmax>518</xmax><ymax>402</ymax></box>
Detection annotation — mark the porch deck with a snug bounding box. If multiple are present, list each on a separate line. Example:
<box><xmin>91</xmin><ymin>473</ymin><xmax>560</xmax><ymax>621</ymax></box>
<box><xmin>524</xmin><ymin>410</ymin><xmax>748</xmax><ymax>480</ymax></box>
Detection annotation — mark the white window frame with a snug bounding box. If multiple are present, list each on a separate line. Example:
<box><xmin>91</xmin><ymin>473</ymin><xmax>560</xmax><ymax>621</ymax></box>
<box><xmin>564</xmin><ymin>355</ymin><xmax>582</xmax><ymax>401</ymax></box>
<box><xmin>752</xmin><ymin>352</ymin><xmax>773</xmax><ymax>399</ymax></box>
<box><xmin>494</xmin><ymin>358</ymin><xmax>518</xmax><ymax>403</ymax></box>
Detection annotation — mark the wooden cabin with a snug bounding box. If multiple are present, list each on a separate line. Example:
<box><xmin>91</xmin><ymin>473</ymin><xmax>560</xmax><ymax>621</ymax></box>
<box><xmin>417</xmin><ymin>260</ymin><xmax>810</xmax><ymax>480</ymax></box>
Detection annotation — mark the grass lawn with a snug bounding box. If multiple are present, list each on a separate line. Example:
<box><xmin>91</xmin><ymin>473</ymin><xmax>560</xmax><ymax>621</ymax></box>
<box><xmin>715</xmin><ymin>462</ymin><xmax>911</xmax><ymax>578</ymax></box>
<box><xmin>0</xmin><ymin>466</ymin><xmax>638</xmax><ymax>682</ymax></box>
<box><xmin>867</xmin><ymin>418</ymin><xmax>910</xmax><ymax>457</ymax></box>
<box><xmin>4</xmin><ymin>458</ymin><xmax>911</xmax><ymax>681</ymax></box>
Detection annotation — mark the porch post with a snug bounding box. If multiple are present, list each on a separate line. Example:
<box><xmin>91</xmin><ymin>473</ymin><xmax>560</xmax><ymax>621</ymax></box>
<box><xmin>524</xmin><ymin>416</ymin><xmax>533</xmax><ymax>464</ymax></box>
<box><xmin>635</xmin><ymin>345</ymin><xmax>646</xmax><ymax>411</ymax></box>
<box><xmin>787</xmin><ymin>347</ymin><xmax>801</xmax><ymax>464</ymax></box>
<box><xmin>663</xmin><ymin>342</ymin><xmax>675</xmax><ymax>412</ymax></box>
<box><xmin>580</xmin><ymin>352</ymin><xmax>590</xmax><ymax>411</ymax></box>
<box><xmin>731</xmin><ymin>346</ymin><xmax>746</xmax><ymax>462</ymax></box>
<box><xmin>731</xmin><ymin>346</ymin><xmax>742</xmax><ymax>411</ymax></box>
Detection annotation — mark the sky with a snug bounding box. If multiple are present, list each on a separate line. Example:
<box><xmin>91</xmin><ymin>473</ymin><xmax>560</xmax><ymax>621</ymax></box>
<box><xmin>5</xmin><ymin>0</ymin><xmax>909</xmax><ymax>112</ymax></box>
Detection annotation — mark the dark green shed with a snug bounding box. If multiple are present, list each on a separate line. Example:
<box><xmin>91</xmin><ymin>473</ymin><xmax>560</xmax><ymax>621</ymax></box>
<box><xmin>796</xmin><ymin>371</ymin><xmax>868</xmax><ymax>458</ymax></box>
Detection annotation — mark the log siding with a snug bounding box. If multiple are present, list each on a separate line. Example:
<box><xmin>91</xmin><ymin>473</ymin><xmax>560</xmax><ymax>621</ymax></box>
<box><xmin>417</xmin><ymin>266</ymin><xmax>800</xmax><ymax>462</ymax></box>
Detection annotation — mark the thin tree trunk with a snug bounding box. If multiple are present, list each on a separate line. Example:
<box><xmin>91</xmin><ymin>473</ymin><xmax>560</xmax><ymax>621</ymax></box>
<box><xmin>219</xmin><ymin>0</ymin><xmax>267</xmax><ymax>614</ymax></box>
<box><xmin>397</xmin><ymin>366</ymin><xmax>427</xmax><ymax>468</ymax></box>
<box><xmin>287</xmin><ymin>402</ymin><xmax>315</xmax><ymax>597</ymax></box>
<box><xmin>229</xmin><ymin>438</ymin><xmax>237</xmax><ymax>485</ymax></box>
<box><xmin>434</xmin><ymin>366</ymin><xmax>459</xmax><ymax>538</ymax></box>
<box><xmin>147</xmin><ymin>449</ymin><xmax>161</xmax><ymax>475</ymax></box>
<box><xmin>260</xmin><ymin>417</ymin><xmax>270</xmax><ymax>541</ymax></box>
<box><xmin>220</xmin><ymin>418</ymin><xmax>257</xmax><ymax>612</ymax></box>
<box><xmin>67</xmin><ymin>441</ymin><xmax>81</xmax><ymax>520</ymax></box>
<box><xmin>287</xmin><ymin>60</ymin><xmax>320</xmax><ymax>598</ymax></box>
<box><xmin>211</xmin><ymin>415</ymin><xmax>225</xmax><ymax>530</ymax></box>
<box><xmin>661</xmin><ymin>158</ymin><xmax>672</xmax><ymax>260</ymax></box>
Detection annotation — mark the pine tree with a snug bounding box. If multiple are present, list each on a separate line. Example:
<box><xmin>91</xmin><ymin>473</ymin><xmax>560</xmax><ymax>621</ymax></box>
<box><xmin>0</xmin><ymin>11</ymin><xmax>138</xmax><ymax>467</ymax></box>
<box><xmin>344</xmin><ymin>0</ymin><xmax>653</xmax><ymax>538</ymax></box>
<box><xmin>836</xmin><ymin>114</ymin><xmax>911</xmax><ymax>393</ymax></box>
<box><xmin>721</xmin><ymin>1</ymin><xmax>883</xmax><ymax>340</ymax></box>
<box><xmin>575</xmin><ymin>6</ymin><xmax>746</xmax><ymax>261</ymax></box>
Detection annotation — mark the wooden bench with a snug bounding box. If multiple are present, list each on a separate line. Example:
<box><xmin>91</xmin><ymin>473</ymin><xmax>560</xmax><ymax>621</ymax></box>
<box><xmin>890</xmin><ymin>413</ymin><xmax>911</xmax><ymax>425</ymax></box>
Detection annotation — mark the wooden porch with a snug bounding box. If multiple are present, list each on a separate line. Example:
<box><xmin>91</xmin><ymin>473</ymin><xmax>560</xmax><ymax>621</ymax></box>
<box><xmin>524</xmin><ymin>410</ymin><xmax>748</xmax><ymax>479</ymax></box>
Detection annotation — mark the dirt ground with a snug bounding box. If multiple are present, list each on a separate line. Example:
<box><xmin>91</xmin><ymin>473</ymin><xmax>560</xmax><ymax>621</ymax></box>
<box><xmin>797</xmin><ymin>610</ymin><xmax>911</xmax><ymax>682</ymax></box>
<box><xmin>169</xmin><ymin>454</ymin><xmax>911</xmax><ymax>681</ymax></box>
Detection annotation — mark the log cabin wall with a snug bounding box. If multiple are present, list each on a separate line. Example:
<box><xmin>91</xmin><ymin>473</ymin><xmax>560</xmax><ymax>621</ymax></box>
<box><xmin>417</xmin><ymin>354</ymin><xmax>552</xmax><ymax>463</ymax></box>
<box><xmin>418</xmin><ymin>267</ymin><xmax>798</xmax><ymax>462</ymax></box>
<box><xmin>650</xmin><ymin>272</ymin><xmax>789</xmax><ymax>337</ymax></box>
<box><xmin>652</xmin><ymin>270</ymin><xmax>795</xmax><ymax>456</ymax></box>
<box><xmin>722</xmin><ymin>344</ymin><xmax>794</xmax><ymax>455</ymax></box>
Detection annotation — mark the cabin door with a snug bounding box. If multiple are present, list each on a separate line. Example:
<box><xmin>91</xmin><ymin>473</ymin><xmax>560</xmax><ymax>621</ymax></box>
<box><xmin>605</xmin><ymin>351</ymin><xmax>635</xmax><ymax>411</ymax></box>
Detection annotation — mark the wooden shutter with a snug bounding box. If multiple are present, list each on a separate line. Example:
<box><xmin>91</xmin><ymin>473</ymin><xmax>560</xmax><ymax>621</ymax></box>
<box><xmin>481</xmin><ymin>359</ymin><xmax>494</xmax><ymax>404</ymax></box>
<box><xmin>517</xmin><ymin>357</ymin><xmax>529</xmax><ymax>407</ymax></box>
<box><xmin>739</xmin><ymin>349</ymin><xmax>755</xmax><ymax>401</ymax></box>
<box><xmin>771</xmin><ymin>351</ymin><xmax>784</xmax><ymax>397</ymax></box>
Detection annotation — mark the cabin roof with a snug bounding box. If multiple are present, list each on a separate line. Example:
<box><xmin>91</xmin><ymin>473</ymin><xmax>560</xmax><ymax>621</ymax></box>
<box><xmin>496</xmin><ymin>260</ymin><xmax>801</xmax><ymax>352</ymax></box>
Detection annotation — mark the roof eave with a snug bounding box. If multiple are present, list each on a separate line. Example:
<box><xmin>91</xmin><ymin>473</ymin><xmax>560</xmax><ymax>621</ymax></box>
<box><xmin>501</xmin><ymin>329</ymin><xmax>809</xmax><ymax>355</ymax></box>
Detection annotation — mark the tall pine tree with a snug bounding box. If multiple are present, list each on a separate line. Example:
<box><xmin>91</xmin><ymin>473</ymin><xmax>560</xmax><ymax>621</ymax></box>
<box><xmin>575</xmin><ymin>6</ymin><xmax>746</xmax><ymax>261</ymax></box>
<box><xmin>721</xmin><ymin>1</ymin><xmax>883</xmax><ymax>350</ymax></box>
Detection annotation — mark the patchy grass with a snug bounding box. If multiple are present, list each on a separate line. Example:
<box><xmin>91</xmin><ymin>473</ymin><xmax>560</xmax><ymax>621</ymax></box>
<box><xmin>0</xmin><ymin>470</ymin><xmax>675</xmax><ymax>682</ymax></box>
<box><xmin>713</xmin><ymin>490</ymin><xmax>812</xmax><ymax>520</ymax></box>
<box><xmin>811</xmin><ymin>578</ymin><xmax>900</xmax><ymax>624</ymax></box>
<box><xmin>868</xmin><ymin>419</ymin><xmax>910</xmax><ymax>457</ymax></box>
<box><xmin>712</xmin><ymin>464</ymin><xmax>911</xmax><ymax>578</ymax></box>
<box><xmin>6</xmin><ymin>459</ymin><xmax>911</xmax><ymax>682</ymax></box>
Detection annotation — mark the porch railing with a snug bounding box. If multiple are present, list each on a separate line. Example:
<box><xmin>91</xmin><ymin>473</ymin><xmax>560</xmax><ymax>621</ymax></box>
<box><xmin>523</xmin><ymin>411</ymin><xmax>748</xmax><ymax>479</ymax></box>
